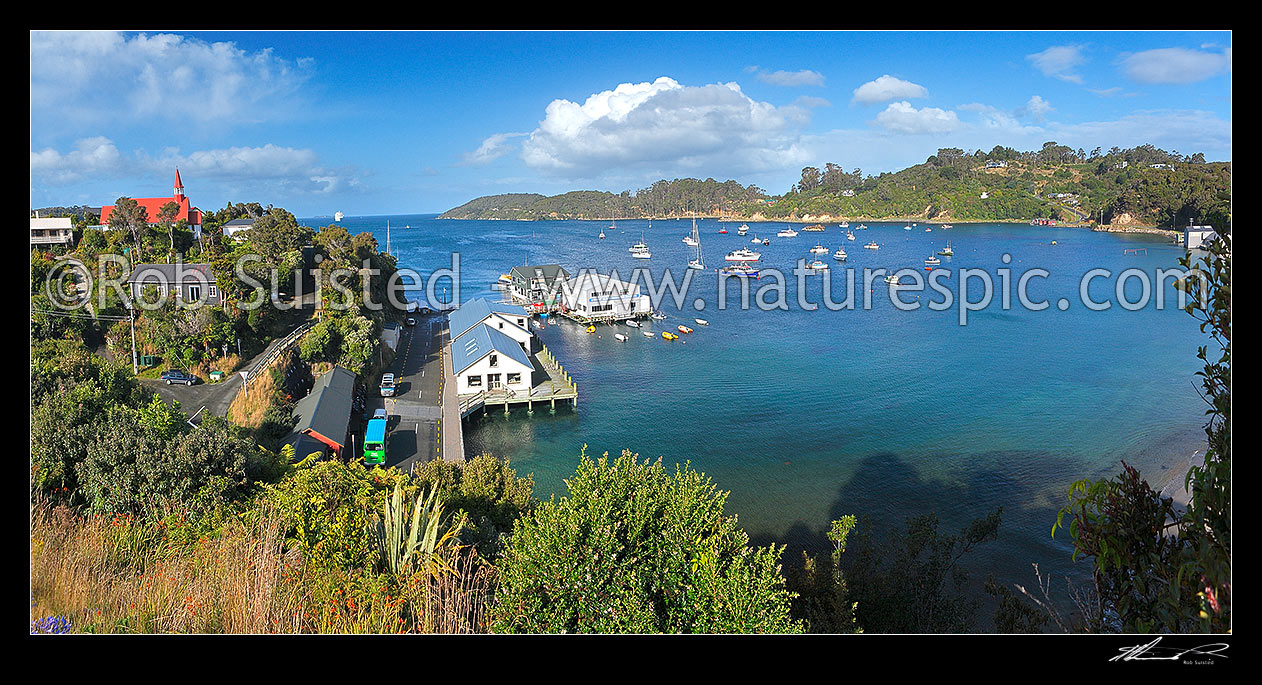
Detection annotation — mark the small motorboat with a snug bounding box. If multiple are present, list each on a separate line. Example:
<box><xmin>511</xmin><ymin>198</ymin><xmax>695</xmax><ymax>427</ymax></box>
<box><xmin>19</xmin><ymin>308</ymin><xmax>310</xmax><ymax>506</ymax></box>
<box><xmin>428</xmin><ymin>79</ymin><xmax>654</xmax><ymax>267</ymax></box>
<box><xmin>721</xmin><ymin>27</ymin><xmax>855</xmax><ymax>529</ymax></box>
<box><xmin>738</xmin><ymin>224</ymin><xmax>749</xmax><ymax>235</ymax></box>
<box><xmin>718</xmin><ymin>227</ymin><xmax>728</xmax><ymax>234</ymax></box>
<box><xmin>924</xmin><ymin>255</ymin><xmax>941</xmax><ymax>266</ymax></box>
<box><xmin>615</xmin><ymin>333</ymin><xmax>627</xmax><ymax>342</ymax></box>
<box><xmin>651</xmin><ymin>311</ymin><xmax>667</xmax><ymax>320</ymax></box>
<box><xmin>694</xmin><ymin>318</ymin><xmax>709</xmax><ymax>326</ymax></box>
<box><xmin>810</xmin><ymin>244</ymin><xmax>828</xmax><ymax>254</ymax></box>
<box><xmin>925</xmin><ymin>227</ymin><xmax>932</xmax><ymax>232</ymax></box>
<box><xmin>642</xmin><ymin>331</ymin><xmax>654</xmax><ymax>338</ymax></box>
<box><xmin>662</xmin><ymin>331</ymin><xmax>677</xmax><ymax>340</ymax></box>
<box><xmin>846</xmin><ymin>231</ymin><xmax>855</xmax><ymax>241</ymax></box>
<box><xmin>941</xmin><ymin>224</ymin><xmax>953</xmax><ymax>230</ymax></box>
<box><xmin>884</xmin><ymin>273</ymin><xmax>901</xmax><ymax>285</ymax></box>
<box><xmin>864</xmin><ymin>241</ymin><xmax>880</xmax><ymax>250</ymax></box>
<box><xmin>626</xmin><ymin>320</ymin><xmax>642</xmax><ymax>328</ymax></box>
<box><xmin>805</xmin><ymin>259</ymin><xmax>829</xmax><ymax>273</ymax></box>
<box><xmin>777</xmin><ymin>227</ymin><xmax>799</xmax><ymax>238</ymax></box>
<box><xmin>677</xmin><ymin>325</ymin><xmax>693</xmax><ymax>334</ymax></box>
<box><xmin>938</xmin><ymin>244</ymin><xmax>954</xmax><ymax>256</ymax></box>
<box><xmin>762</xmin><ymin>238</ymin><xmax>770</xmax><ymax>246</ymax></box>
<box><xmin>833</xmin><ymin>247</ymin><xmax>848</xmax><ymax>261</ymax></box>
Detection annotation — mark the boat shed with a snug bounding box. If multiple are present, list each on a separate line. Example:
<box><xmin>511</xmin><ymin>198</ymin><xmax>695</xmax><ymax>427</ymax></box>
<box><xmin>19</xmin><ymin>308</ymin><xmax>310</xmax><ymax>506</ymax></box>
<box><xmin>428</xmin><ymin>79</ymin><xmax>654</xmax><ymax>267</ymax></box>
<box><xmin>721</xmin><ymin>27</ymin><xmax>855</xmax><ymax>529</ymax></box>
<box><xmin>448</xmin><ymin>297</ymin><xmax>534</xmax><ymax>350</ymax></box>
<box><xmin>285</xmin><ymin>365</ymin><xmax>356</xmax><ymax>460</ymax></box>
<box><xmin>509</xmin><ymin>264</ymin><xmax>570</xmax><ymax>312</ymax></box>
<box><xmin>452</xmin><ymin>323</ymin><xmax>535</xmax><ymax>395</ymax></box>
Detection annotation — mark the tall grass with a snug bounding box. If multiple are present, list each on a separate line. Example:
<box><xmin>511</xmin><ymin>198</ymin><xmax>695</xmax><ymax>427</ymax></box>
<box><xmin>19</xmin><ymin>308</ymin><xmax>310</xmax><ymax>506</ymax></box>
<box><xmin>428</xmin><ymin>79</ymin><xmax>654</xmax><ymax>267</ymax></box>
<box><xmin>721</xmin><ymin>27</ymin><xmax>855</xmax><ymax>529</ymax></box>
<box><xmin>227</xmin><ymin>350</ymin><xmax>292</xmax><ymax>430</ymax></box>
<box><xmin>30</xmin><ymin>499</ymin><xmax>496</xmax><ymax>634</ymax></box>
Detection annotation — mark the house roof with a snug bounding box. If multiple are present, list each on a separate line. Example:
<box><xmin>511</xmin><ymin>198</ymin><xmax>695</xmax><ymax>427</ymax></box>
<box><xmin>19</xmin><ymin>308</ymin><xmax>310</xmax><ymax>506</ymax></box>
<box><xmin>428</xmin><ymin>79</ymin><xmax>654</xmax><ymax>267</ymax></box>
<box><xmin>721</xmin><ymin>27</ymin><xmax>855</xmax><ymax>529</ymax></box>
<box><xmin>451</xmin><ymin>323</ymin><xmax>532</xmax><ymax>375</ymax></box>
<box><xmin>448</xmin><ymin>298</ymin><xmax>530</xmax><ymax>339</ymax></box>
<box><xmin>287</xmin><ymin>366</ymin><xmax>356</xmax><ymax>450</ymax></box>
<box><xmin>509</xmin><ymin>264</ymin><xmax>569</xmax><ymax>283</ymax></box>
<box><xmin>101</xmin><ymin>195</ymin><xmax>202</xmax><ymax>226</ymax></box>
<box><xmin>126</xmin><ymin>263</ymin><xmax>215</xmax><ymax>284</ymax></box>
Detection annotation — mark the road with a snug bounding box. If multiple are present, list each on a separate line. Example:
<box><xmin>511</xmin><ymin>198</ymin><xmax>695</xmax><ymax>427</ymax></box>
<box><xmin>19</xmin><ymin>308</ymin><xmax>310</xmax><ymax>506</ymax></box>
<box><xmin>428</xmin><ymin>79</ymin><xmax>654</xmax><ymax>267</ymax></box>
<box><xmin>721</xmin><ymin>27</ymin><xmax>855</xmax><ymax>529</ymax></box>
<box><xmin>370</xmin><ymin>311</ymin><xmax>446</xmax><ymax>473</ymax></box>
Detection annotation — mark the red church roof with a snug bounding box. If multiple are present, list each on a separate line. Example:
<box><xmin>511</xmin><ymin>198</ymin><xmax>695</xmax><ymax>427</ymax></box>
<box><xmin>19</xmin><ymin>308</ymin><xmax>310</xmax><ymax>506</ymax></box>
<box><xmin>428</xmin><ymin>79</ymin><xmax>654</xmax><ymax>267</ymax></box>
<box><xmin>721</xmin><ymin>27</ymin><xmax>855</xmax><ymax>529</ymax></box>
<box><xmin>100</xmin><ymin>170</ymin><xmax>202</xmax><ymax>227</ymax></box>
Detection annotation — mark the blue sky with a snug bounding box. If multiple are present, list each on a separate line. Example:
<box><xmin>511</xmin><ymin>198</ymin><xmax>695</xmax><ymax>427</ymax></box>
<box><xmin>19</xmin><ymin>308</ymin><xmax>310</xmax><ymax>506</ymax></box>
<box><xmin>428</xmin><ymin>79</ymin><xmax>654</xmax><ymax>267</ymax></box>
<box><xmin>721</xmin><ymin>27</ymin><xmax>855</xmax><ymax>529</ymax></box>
<box><xmin>30</xmin><ymin>30</ymin><xmax>1232</xmax><ymax>216</ymax></box>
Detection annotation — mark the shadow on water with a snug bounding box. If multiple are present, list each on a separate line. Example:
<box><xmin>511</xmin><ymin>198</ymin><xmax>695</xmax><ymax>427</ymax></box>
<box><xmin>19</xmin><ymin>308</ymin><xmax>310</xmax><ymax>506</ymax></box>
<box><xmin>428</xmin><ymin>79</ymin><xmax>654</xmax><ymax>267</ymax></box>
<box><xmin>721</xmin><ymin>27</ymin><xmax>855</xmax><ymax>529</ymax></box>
<box><xmin>749</xmin><ymin>450</ymin><xmax>1099</xmax><ymax>632</ymax></box>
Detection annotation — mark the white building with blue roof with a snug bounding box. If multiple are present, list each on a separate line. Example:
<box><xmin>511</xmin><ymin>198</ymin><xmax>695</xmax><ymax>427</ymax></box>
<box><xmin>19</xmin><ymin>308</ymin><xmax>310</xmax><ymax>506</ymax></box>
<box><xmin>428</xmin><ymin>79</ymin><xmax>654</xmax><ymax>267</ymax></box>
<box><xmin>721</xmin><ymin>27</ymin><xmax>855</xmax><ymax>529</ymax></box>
<box><xmin>448</xmin><ymin>298</ymin><xmax>534</xmax><ymax>351</ymax></box>
<box><xmin>452</xmin><ymin>322</ymin><xmax>535</xmax><ymax>394</ymax></box>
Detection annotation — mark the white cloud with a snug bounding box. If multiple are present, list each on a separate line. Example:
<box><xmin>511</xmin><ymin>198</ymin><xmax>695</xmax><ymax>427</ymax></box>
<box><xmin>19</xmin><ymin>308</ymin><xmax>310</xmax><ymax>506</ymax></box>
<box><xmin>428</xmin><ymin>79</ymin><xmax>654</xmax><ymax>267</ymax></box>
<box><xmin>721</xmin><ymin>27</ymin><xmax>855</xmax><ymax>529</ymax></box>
<box><xmin>792</xmin><ymin>96</ymin><xmax>832</xmax><ymax>109</ymax></box>
<box><xmin>1121</xmin><ymin>47</ymin><xmax>1231</xmax><ymax>84</ymax></box>
<box><xmin>851</xmin><ymin>75</ymin><xmax>929</xmax><ymax>105</ymax></box>
<box><xmin>754</xmin><ymin>69</ymin><xmax>826</xmax><ymax>87</ymax></box>
<box><xmin>518</xmin><ymin>77</ymin><xmax>811</xmax><ymax>179</ymax></box>
<box><xmin>1027</xmin><ymin>45</ymin><xmax>1087</xmax><ymax>83</ymax></box>
<box><xmin>30</xmin><ymin>137</ymin><xmax>354</xmax><ymax>195</ymax></box>
<box><xmin>29</xmin><ymin>30</ymin><xmax>314</xmax><ymax>128</ymax></box>
<box><xmin>873</xmin><ymin>101</ymin><xmax>961</xmax><ymax>134</ymax></box>
<box><xmin>1016</xmin><ymin>95</ymin><xmax>1054</xmax><ymax>122</ymax></box>
<box><xmin>463</xmin><ymin>132</ymin><xmax>529</xmax><ymax>165</ymax></box>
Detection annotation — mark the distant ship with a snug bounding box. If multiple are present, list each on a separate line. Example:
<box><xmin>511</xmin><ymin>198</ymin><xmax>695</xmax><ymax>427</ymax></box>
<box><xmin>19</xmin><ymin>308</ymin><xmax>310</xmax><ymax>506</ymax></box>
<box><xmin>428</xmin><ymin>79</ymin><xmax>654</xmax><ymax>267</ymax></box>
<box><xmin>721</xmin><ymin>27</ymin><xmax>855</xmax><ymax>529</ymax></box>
<box><xmin>334</xmin><ymin>211</ymin><xmax>344</xmax><ymax>222</ymax></box>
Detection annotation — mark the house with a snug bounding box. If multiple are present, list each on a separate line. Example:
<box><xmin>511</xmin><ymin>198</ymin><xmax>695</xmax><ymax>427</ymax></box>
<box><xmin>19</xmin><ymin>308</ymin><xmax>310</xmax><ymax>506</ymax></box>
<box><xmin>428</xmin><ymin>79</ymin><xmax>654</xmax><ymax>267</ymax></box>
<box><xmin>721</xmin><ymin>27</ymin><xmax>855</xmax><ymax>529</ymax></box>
<box><xmin>509</xmin><ymin>264</ymin><xmax>570</xmax><ymax>311</ymax></box>
<box><xmin>1185</xmin><ymin>226</ymin><xmax>1219</xmax><ymax>250</ymax></box>
<box><xmin>841</xmin><ymin>189</ymin><xmax>855</xmax><ymax>197</ymax></box>
<box><xmin>126</xmin><ymin>263</ymin><xmax>220</xmax><ymax>308</ymax></box>
<box><xmin>31</xmin><ymin>216</ymin><xmax>74</xmax><ymax>247</ymax></box>
<box><xmin>221</xmin><ymin>218</ymin><xmax>255</xmax><ymax>238</ymax></box>
<box><xmin>1149</xmin><ymin>163</ymin><xmax>1174</xmax><ymax>170</ymax></box>
<box><xmin>99</xmin><ymin>169</ymin><xmax>204</xmax><ymax>239</ymax></box>
<box><xmin>452</xmin><ymin>323</ymin><xmax>535</xmax><ymax>395</ymax></box>
<box><xmin>559</xmin><ymin>271</ymin><xmax>651</xmax><ymax>321</ymax></box>
<box><xmin>980</xmin><ymin>192</ymin><xmax>989</xmax><ymax>199</ymax></box>
<box><xmin>285</xmin><ymin>366</ymin><xmax>356</xmax><ymax>460</ymax></box>
<box><xmin>985</xmin><ymin>160</ymin><xmax>1009</xmax><ymax>169</ymax></box>
<box><xmin>448</xmin><ymin>298</ymin><xmax>534</xmax><ymax>350</ymax></box>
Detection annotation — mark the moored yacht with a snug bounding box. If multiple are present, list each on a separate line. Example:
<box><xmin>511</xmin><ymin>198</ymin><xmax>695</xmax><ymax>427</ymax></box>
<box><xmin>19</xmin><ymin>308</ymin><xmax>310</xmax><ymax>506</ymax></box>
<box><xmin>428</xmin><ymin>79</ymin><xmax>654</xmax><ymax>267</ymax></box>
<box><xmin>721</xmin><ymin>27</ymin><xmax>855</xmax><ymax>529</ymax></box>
<box><xmin>833</xmin><ymin>247</ymin><xmax>848</xmax><ymax>261</ymax></box>
<box><xmin>725</xmin><ymin>247</ymin><xmax>762</xmax><ymax>262</ymax></box>
<box><xmin>777</xmin><ymin>226</ymin><xmax>799</xmax><ymax>238</ymax></box>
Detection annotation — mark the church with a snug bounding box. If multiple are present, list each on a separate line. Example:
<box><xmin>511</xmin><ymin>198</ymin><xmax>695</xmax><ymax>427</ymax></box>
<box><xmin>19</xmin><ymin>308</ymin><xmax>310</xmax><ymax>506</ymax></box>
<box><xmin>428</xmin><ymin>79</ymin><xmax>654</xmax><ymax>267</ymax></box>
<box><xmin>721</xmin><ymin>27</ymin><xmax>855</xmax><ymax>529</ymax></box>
<box><xmin>99</xmin><ymin>169</ymin><xmax>204</xmax><ymax>239</ymax></box>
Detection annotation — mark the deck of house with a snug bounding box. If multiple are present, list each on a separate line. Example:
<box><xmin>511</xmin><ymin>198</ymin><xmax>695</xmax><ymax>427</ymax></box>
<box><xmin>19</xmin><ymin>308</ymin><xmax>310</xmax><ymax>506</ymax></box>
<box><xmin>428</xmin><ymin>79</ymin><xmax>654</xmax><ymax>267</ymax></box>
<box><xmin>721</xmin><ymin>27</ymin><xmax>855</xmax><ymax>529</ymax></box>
<box><xmin>457</xmin><ymin>343</ymin><xmax>578</xmax><ymax>419</ymax></box>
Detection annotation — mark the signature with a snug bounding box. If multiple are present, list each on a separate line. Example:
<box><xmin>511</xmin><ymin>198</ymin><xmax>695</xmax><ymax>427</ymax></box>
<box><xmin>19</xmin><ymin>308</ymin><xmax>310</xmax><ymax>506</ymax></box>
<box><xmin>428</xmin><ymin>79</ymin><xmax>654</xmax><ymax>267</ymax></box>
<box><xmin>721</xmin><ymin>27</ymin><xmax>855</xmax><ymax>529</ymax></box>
<box><xmin>1110</xmin><ymin>637</ymin><xmax>1229</xmax><ymax>662</ymax></box>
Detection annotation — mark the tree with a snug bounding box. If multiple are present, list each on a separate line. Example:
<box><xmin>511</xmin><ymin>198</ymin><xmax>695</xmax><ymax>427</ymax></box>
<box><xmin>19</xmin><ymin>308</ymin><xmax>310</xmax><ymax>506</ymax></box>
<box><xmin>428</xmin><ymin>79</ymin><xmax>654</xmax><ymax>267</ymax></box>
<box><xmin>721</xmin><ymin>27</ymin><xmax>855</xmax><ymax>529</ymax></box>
<box><xmin>109</xmin><ymin>197</ymin><xmax>149</xmax><ymax>251</ymax></box>
<box><xmin>786</xmin><ymin>515</ymin><xmax>861</xmax><ymax>632</ymax></box>
<box><xmin>489</xmin><ymin>449</ymin><xmax>801</xmax><ymax>633</ymax></box>
<box><xmin>157</xmin><ymin>201</ymin><xmax>180</xmax><ymax>258</ymax></box>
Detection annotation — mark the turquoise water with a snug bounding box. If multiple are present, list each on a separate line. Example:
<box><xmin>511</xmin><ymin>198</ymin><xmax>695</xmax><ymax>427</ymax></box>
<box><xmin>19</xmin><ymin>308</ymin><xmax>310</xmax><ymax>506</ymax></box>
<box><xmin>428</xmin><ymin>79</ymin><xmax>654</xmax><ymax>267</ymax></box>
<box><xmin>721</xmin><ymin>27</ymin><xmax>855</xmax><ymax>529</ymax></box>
<box><xmin>305</xmin><ymin>213</ymin><xmax>1209</xmax><ymax>613</ymax></box>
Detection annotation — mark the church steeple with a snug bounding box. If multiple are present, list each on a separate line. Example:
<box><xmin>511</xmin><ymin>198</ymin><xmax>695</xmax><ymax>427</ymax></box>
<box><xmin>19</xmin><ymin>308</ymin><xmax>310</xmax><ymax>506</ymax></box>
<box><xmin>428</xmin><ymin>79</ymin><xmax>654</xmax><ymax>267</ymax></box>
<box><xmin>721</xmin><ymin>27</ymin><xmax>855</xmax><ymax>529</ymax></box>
<box><xmin>174</xmin><ymin>168</ymin><xmax>185</xmax><ymax>201</ymax></box>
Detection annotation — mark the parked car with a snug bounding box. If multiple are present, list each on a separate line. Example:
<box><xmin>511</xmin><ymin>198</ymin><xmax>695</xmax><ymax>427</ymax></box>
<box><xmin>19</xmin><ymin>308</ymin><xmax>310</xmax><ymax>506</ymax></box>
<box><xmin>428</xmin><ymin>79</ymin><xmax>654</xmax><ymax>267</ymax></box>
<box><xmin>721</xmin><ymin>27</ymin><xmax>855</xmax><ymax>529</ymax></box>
<box><xmin>372</xmin><ymin>408</ymin><xmax>388</xmax><ymax>421</ymax></box>
<box><xmin>160</xmin><ymin>369</ymin><xmax>197</xmax><ymax>386</ymax></box>
<box><xmin>380</xmin><ymin>373</ymin><xmax>396</xmax><ymax>397</ymax></box>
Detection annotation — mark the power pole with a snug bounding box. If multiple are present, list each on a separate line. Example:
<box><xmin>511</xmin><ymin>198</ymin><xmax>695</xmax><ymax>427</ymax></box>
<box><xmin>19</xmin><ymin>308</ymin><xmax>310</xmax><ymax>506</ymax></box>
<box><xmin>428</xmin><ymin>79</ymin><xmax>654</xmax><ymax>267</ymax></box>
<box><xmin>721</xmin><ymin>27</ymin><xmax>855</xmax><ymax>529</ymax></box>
<box><xmin>130</xmin><ymin>307</ymin><xmax>139</xmax><ymax>375</ymax></box>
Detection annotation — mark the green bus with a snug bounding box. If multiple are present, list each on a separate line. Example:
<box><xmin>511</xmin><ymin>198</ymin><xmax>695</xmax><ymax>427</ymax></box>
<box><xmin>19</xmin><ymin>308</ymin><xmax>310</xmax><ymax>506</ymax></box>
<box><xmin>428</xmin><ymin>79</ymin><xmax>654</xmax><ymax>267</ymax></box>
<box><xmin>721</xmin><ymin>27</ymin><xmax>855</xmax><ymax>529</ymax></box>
<box><xmin>363</xmin><ymin>417</ymin><xmax>387</xmax><ymax>465</ymax></box>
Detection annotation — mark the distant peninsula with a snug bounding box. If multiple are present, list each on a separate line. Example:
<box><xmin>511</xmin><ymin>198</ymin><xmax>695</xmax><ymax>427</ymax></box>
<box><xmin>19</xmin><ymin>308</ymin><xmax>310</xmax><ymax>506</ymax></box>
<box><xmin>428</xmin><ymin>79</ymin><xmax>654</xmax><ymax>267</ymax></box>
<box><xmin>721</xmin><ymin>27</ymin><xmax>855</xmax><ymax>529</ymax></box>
<box><xmin>440</xmin><ymin>143</ymin><xmax>1231</xmax><ymax>230</ymax></box>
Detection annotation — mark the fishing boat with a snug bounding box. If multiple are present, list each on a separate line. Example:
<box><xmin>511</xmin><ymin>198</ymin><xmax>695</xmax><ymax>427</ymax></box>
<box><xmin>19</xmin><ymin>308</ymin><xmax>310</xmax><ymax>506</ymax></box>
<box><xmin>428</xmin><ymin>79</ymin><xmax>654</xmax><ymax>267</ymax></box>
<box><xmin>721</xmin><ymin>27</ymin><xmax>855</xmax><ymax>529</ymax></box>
<box><xmin>777</xmin><ymin>227</ymin><xmax>799</xmax><ymax>238</ymax></box>
<box><xmin>694</xmin><ymin>318</ymin><xmax>709</xmax><ymax>326</ymax></box>
<box><xmin>884</xmin><ymin>273</ymin><xmax>901</xmax><ymax>285</ymax></box>
<box><xmin>833</xmin><ymin>247</ymin><xmax>848</xmax><ymax>261</ymax></box>
<box><xmin>924</xmin><ymin>255</ymin><xmax>941</xmax><ymax>266</ymax></box>
<box><xmin>678</xmin><ymin>325</ymin><xmax>693</xmax><ymax>334</ymax></box>
<box><xmin>719</xmin><ymin>263</ymin><xmax>759</xmax><ymax>278</ymax></box>
<box><xmin>864</xmin><ymin>241</ymin><xmax>880</xmax><ymax>250</ymax></box>
<box><xmin>937</xmin><ymin>244</ymin><xmax>954</xmax><ymax>256</ymax></box>
<box><xmin>805</xmin><ymin>259</ymin><xmax>829</xmax><ymax>273</ymax></box>
<box><xmin>737</xmin><ymin>223</ymin><xmax>749</xmax><ymax>235</ymax></box>
<box><xmin>631</xmin><ymin>233</ymin><xmax>652</xmax><ymax>259</ymax></box>
<box><xmin>810</xmin><ymin>244</ymin><xmax>829</xmax><ymax>254</ymax></box>
<box><xmin>615</xmin><ymin>333</ymin><xmax>627</xmax><ymax>342</ymax></box>
<box><xmin>662</xmin><ymin>331</ymin><xmax>677</xmax><ymax>340</ymax></box>
<box><xmin>626</xmin><ymin>319</ymin><xmax>642</xmax><ymax>328</ymax></box>
<box><xmin>725</xmin><ymin>247</ymin><xmax>761</xmax><ymax>262</ymax></box>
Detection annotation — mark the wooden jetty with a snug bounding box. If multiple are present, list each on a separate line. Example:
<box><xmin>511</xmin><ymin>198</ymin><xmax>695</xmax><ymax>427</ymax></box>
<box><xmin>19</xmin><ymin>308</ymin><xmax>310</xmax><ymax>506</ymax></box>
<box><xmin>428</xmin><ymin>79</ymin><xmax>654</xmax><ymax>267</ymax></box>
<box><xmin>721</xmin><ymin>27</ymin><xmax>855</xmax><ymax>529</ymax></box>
<box><xmin>457</xmin><ymin>342</ymin><xmax>578</xmax><ymax>419</ymax></box>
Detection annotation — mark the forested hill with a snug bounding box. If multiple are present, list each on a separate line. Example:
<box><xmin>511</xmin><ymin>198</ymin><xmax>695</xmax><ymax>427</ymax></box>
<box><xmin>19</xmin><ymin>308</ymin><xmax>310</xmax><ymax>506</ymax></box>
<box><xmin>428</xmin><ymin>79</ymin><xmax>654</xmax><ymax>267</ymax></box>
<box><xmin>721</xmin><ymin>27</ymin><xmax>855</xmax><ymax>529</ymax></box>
<box><xmin>439</xmin><ymin>143</ymin><xmax>1231</xmax><ymax>229</ymax></box>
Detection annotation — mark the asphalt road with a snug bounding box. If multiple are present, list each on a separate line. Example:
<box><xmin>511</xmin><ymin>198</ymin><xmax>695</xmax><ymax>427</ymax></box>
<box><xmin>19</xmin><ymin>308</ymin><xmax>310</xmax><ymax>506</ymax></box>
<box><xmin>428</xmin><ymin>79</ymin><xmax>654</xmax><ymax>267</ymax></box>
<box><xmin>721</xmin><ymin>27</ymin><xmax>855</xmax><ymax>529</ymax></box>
<box><xmin>372</xmin><ymin>312</ymin><xmax>446</xmax><ymax>473</ymax></box>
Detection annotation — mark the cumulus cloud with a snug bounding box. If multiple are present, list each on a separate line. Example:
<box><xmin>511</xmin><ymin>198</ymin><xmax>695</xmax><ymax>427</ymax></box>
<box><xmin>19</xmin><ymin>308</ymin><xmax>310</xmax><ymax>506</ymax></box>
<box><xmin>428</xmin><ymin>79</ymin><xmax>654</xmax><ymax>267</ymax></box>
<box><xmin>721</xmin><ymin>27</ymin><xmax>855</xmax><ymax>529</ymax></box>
<box><xmin>754</xmin><ymin>69</ymin><xmax>826</xmax><ymax>87</ymax></box>
<box><xmin>518</xmin><ymin>77</ymin><xmax>811</xmax><ymax>178</ymax></box>
<box><xmin>851</xmin><ymin>75</ymin><xmax>929</xmax><ymax>105</ymax></box>
<box><xmin>1016</xmin><ymin>95</ymin><xmax>1054</xmax><ymax>122</ymax></box>
<box><xmin>463</xmin><ymin>132</ymin><xmax>529</xmax><ymax>165</ymax></box>
<box><xmin>873</xmin><ymin>101</ymin><xmax>961</xmax><ymax>134</ymax></box>
<box><xmin>1027</xmin><ymin>45</ymin><xmax>1087</xmax><ymax>83</ymax></box>
<box><xmin>29</xmin><ymin>30</ymin><xmax>314</xmax><ymax>128</ymax></box>
<box><xmin>1121</xmin><ymin>47</ymin><xmax>1231</xmax><ymax>84</ymax></box>
<box><xmin>30</xmin><ymin>137</ymin><xmax>124</xmax><ymax>184</ymax></box>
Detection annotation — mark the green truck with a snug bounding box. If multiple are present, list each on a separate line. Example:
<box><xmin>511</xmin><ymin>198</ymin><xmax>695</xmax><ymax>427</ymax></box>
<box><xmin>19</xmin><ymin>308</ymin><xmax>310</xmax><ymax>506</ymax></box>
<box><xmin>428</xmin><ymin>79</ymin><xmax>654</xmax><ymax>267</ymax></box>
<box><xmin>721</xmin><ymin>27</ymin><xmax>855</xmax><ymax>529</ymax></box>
<box><xmin>363</xmin><ymin>417</ymin><xmax>387</xmax><ymax>465</ymax></box>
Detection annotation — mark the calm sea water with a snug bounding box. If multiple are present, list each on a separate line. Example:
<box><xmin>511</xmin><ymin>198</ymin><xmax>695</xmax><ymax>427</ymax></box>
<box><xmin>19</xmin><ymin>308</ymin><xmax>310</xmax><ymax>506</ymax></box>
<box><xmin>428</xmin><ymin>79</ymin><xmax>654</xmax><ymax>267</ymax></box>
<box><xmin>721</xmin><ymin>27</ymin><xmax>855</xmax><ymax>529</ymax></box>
<box><xmin>304</xmin><ymin>213</ymin><xmax>1208</xmax><ymax>616</ymax></box>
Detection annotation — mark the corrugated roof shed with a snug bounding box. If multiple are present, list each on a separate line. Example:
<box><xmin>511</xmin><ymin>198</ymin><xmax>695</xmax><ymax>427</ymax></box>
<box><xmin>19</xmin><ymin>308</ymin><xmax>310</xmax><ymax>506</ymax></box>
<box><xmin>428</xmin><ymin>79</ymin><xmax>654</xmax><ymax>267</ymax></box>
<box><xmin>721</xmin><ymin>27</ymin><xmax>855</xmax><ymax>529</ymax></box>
<box><xmin>287</xmin><ymin>366</ymin><xmax>356</xmax><ymax>452</ymax></box>
<box><xmin>448</xmin><ymin>298</ymin><xmax>530</xmax><ymax>339</ymax></box>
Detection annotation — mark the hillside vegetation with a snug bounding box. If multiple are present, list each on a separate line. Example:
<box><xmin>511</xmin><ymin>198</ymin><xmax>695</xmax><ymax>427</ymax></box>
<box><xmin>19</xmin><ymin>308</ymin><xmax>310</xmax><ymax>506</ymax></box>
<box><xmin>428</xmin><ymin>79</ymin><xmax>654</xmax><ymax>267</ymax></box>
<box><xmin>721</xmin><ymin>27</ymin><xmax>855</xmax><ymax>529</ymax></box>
<box><xmin>440</xmin><ymin>143</ymin><xmax>1231</xmax><ymax>229</ymax></box>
